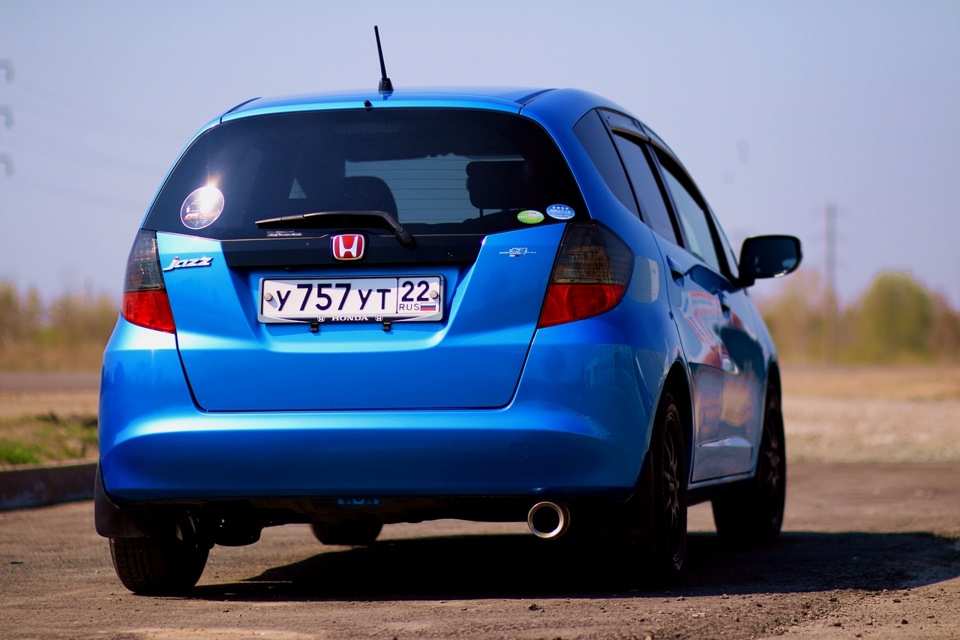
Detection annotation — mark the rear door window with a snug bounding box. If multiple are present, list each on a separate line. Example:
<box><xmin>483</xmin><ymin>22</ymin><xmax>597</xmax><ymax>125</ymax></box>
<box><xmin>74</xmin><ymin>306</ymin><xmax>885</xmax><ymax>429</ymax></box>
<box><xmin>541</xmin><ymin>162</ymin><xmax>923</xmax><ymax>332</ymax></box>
<box><xmin>654</xmin><ymin>149</ymin><xmax>723</xmax><ymax>273</ymax></box>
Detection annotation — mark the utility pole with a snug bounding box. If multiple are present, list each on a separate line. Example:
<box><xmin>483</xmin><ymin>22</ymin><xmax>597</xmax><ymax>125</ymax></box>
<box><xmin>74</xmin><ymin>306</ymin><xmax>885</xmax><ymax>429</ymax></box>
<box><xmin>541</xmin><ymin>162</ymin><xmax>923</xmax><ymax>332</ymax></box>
<box><xmin>824</xmin><ymin>202</ymin><xmax>838</xmax><ymax>364</ymax></box>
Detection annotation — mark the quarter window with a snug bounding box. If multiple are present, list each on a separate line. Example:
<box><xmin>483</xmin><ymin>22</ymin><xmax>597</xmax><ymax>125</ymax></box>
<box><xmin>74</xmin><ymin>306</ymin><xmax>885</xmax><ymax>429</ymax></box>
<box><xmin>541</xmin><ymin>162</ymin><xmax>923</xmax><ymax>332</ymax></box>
<box><xmin>711</xmin><ymin>211</ymin><xmax>740</xmax><ymax>281</ymax></box>
<box><xmin>573</xmin><ymin>110</ymin><xmax>639</xmax><ymax>216</ymax></box>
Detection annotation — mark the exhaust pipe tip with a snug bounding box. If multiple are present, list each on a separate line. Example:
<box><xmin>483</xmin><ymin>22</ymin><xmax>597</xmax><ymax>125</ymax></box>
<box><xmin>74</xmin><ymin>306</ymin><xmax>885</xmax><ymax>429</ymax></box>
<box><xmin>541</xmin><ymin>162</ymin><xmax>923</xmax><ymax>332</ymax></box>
<box><xmin>527</xmin><ymin>501</ymin><xmax>570</xmax><ymax>540</ymax></box>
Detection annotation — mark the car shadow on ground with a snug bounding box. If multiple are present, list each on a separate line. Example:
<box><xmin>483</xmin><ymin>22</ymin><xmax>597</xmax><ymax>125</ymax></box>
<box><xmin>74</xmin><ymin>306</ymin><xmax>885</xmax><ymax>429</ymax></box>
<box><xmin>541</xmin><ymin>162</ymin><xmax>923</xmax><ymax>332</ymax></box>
<box><xmin>190</xmin><ymin>530</ymin><xmax>960</xmax><ymax>602</ymax></box>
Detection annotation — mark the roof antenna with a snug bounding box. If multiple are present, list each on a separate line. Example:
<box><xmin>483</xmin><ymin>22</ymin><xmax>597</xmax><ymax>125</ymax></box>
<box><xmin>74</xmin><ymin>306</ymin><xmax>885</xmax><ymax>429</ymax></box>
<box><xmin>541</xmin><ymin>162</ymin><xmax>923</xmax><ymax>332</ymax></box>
<box><xmin>375</xmin><ymin>26</ymin><xmax>394</xmax><ymax>95</ymax></box>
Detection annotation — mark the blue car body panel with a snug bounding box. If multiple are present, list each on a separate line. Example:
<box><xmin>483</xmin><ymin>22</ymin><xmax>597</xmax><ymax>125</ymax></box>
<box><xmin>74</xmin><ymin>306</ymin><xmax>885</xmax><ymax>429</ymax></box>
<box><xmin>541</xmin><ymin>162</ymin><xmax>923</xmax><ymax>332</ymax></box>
<box><xmin>99</xmin><ymin>313</ymin><xmax>662</xmax><ymax>500</ymax></box>
<box><xmin>159</xmin><ymin>223</ymin><xmax>566</xmax><ymax>411</ymax></box>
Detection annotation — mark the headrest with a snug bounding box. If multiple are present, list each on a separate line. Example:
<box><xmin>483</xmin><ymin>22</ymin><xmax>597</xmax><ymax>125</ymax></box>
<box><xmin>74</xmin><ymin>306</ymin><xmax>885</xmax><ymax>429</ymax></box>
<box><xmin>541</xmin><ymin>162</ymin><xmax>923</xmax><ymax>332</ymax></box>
<box><xmin>466</xmin><ymin>161</ymin><xmax>528</xmax><ymax>210</ymax></box>
<box><xmin>341</xmin><ymin>176</ymin><xmax>398</xmax><ymax>217</ymax></box>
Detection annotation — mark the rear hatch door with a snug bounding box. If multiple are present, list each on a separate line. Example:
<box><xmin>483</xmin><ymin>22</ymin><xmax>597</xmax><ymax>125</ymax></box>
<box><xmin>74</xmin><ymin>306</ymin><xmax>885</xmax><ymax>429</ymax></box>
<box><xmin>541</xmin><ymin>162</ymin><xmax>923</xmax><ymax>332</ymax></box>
<box><xmin>145</xmin><ymin>106</ymin><xmax>588</xmax><ymax>411</ymax></box>
<box><xmin>159</xmin><ymin>224</ymin><xmax>564</xmax><ymax>410</ymax></box>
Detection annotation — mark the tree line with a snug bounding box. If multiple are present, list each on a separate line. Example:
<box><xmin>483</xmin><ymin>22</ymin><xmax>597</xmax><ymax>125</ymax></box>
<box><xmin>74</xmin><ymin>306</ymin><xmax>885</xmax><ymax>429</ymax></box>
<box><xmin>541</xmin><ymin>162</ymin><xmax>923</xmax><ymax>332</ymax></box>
<box><xmin>0</xmin><ymin>280</ymin><xmax>117</xmax><ymax>370</ymax></box>
<box><xmin>1</xmin><ymin>272</ymin><xmax>959</xmax><ymax>369</ymax></box>
<box><xmin>758</xmin><ymin>270</ymin><xmax>960</xmax><ymax>364</ymax></box>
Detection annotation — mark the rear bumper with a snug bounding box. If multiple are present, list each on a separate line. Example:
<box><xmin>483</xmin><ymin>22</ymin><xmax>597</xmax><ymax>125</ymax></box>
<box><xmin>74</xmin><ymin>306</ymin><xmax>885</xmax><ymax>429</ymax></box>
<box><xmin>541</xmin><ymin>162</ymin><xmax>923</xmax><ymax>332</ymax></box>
<box><xmin>99</xmin><ymin>319</ymin><xmax>657</xmax><ymax>504</ymax></box>
<box><xmin>101</xmin><ymin>408</ymin><xmax>638</xmax><ymax>501</ymax></box>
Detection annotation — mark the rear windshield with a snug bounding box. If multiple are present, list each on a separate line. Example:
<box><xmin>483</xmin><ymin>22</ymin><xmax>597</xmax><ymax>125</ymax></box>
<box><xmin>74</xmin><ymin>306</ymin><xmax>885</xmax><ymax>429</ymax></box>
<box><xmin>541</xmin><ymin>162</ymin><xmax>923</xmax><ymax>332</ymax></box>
<box><xmin>144</xmin><ymin>108</ymin><xmax>588</xmax><ymax>239</ymax></box>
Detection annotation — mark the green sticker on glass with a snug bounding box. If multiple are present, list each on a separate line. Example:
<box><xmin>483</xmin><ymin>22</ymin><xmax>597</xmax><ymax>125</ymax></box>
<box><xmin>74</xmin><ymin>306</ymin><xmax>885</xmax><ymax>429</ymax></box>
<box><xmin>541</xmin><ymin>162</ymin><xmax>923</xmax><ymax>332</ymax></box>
<box><xmin>517</xmin><ymin>210</ymin><xmax>545</xmax><ymax>225</ymax></box>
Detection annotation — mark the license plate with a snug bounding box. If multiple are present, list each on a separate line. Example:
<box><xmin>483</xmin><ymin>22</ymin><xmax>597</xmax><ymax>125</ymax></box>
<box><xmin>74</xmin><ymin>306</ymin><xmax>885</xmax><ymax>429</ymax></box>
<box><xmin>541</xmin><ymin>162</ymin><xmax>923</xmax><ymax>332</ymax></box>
<box><xmin>259</xmin><ymin>276</ymin><xmax>443</xmax><ymax>323</ymax></box>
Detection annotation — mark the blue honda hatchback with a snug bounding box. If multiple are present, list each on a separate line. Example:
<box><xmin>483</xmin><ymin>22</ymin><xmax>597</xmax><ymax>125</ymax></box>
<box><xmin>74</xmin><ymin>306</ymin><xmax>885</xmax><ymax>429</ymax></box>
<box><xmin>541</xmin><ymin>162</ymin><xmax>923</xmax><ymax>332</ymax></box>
<box><xmin>97</xmin><ymin>85</ymin><xmax>801</xmax><ymax>593</ymax></box>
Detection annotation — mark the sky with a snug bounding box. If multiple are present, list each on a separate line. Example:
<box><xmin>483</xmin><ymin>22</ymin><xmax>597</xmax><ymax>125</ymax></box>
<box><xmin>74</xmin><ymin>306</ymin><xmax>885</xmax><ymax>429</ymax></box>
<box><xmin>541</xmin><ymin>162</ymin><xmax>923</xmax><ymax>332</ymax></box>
<box><xmin>1</xmin><ymin>0</ymin><xmax>958</xmax><ymax>308</ymax></box>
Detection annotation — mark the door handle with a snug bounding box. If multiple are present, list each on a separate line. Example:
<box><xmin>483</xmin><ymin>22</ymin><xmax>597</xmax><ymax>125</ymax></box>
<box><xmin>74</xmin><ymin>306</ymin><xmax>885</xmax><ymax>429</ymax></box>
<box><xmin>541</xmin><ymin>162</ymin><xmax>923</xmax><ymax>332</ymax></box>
<box><xmin>666</xmin><ymin>256</ymin><xmax>685</xmax><ymax>282</ymax></box>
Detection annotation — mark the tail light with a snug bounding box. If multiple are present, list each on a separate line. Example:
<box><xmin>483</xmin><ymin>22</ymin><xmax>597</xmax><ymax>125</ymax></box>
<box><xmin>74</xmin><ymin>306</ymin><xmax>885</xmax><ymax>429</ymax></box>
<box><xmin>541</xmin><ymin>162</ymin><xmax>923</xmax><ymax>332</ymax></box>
<box><xmin>121</xmin><ymin>230</ymin><xmax>176</xmax><ymax>333</ymax></box>
<box><xmin>539</xmin><ymin>223</ymin><xmax>633</xmax><ymax>328</ymax></box>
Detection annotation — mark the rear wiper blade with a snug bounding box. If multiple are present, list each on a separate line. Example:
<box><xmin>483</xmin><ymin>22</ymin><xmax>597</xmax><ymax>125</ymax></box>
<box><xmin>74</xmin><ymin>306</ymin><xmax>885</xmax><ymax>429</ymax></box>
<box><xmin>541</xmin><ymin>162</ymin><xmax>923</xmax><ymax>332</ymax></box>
<box><xmin>255</xmin><ymin>210</ymin><xmax>416</xmax><ymax>249</ymax></box>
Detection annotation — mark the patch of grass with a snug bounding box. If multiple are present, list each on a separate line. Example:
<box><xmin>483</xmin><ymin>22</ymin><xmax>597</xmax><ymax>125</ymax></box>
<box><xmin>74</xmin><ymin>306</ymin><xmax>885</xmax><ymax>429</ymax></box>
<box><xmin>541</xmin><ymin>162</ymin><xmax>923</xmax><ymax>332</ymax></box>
<box><xmin>0</xmin><ymin>440</ymin><xmax>42</xmax><ymax>465</ymax></box>
<box><xmin>0</xmin><ymin>412</ymin><xmax>98</xmax><ymax>467</ymax></box>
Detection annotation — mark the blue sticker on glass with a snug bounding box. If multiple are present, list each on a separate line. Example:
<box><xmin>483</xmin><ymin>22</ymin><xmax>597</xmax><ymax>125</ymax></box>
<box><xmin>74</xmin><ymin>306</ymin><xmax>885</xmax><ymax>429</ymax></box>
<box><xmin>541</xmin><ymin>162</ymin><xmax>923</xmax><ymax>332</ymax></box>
<box><xmin>546</xmin><ymin>204</ymin><xmax>575</xmax><ymax>220</ymax></box>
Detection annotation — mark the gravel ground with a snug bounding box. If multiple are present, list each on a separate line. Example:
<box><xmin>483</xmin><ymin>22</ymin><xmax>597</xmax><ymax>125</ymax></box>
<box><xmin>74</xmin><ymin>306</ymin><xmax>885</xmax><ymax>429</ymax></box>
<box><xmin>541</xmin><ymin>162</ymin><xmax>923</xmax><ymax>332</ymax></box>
<box><xmin>1</xmin><ymin>365</ymin><xmax>958</xmax><ymax>639</ymax></box>
<box><xmin>784</xmin><ymin>396</ymin><xmax>960</xmax><ymax>463</ymax></box>
<box><xmin>781</xmin><ymin>364</ymin><xmax>960</xmax><ymax>464</ymax></box>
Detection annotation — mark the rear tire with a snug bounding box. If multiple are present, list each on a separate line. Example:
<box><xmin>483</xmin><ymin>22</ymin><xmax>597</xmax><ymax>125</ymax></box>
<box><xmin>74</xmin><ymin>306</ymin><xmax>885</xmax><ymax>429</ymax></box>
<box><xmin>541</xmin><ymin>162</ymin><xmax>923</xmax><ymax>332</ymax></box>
<box><xmin>712</xmin><ymin>385</ymin><xmax>786</xmax><ymax>544</ymax></box>
<box><xmin>647</xmin><ymin>393</ymin><xmax>688</xmax><ymax>583</ymax></box>
<box><xmin>109</xmin><ymin>518</ymin><xmax>209</xmax><ymax>594</ymax></box>
<box><xmin>610</xmin><ymin>392</ymin><xmax>688</xmax><ymax>588</ymax></box>
<box><xmin>311</xmin><ymin>521</ymin><xmax>383</xmax><ymax>546</ymax></box>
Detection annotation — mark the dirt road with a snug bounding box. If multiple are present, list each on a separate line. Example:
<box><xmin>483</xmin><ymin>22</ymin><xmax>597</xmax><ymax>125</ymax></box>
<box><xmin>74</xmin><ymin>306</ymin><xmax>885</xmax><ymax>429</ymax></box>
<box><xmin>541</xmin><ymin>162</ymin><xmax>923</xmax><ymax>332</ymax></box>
<box><xmin>1</xmin><ymin>366</ymin><xmax>958</xmax><ymax>639</ymax></box>
<box><xmin>2</xmin><ymin>461</ymin><xmax>958</xmax><ymax>639</ymax></box>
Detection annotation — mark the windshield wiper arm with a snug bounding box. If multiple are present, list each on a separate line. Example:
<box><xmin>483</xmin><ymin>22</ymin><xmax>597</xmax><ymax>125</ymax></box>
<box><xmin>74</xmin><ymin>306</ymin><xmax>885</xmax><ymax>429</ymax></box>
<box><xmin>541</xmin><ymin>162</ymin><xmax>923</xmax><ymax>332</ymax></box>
<box><xmin>255</xmin><ymin>210</ymin><xmax>415</xmax><ymax>249</ymax></box>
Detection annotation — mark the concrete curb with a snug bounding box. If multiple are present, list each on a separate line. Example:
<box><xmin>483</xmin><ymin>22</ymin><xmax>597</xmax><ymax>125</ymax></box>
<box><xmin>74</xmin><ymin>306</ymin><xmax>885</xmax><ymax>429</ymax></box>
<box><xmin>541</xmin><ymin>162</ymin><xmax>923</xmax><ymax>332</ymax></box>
<box><xmin>0</xmin><ymin>460</ymin><xmax>97</xmax><ymax>511</ymax></box>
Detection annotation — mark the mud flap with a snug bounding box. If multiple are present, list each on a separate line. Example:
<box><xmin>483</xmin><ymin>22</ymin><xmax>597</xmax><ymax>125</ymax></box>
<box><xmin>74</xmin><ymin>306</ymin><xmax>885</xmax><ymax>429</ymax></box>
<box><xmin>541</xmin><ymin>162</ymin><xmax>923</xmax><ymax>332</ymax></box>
<box><xmin>94</xmin><ymin>465</ymin><xmax>147</xmax><ymax>538</ymax></box>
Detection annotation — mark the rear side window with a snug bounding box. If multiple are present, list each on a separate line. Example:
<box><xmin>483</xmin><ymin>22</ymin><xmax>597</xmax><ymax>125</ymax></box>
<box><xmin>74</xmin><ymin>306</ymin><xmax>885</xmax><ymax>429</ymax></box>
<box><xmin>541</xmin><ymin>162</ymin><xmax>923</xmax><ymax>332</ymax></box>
<box><xmin>610</xmin><ymin>133</ymin><xmax>680</xmax><ymax>245</ymax></box>
<box><xmin>573</xmin><ymin>110</ymin><xmax>681</xmax><ymax>245</ymax></box>
<box><xmin>145</xmin><ymin>109</ymin><xmax>587</xmax><ymax>239</ymax></box>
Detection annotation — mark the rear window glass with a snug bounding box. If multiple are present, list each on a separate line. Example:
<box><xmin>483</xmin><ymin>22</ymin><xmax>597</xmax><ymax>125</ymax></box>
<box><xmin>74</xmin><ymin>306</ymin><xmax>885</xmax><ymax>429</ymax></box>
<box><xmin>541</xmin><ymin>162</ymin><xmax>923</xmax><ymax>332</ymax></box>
<box><xmin>144</xmin><ymin>108</ymin><xmax>588</xmax><ymax>239</ymax></box>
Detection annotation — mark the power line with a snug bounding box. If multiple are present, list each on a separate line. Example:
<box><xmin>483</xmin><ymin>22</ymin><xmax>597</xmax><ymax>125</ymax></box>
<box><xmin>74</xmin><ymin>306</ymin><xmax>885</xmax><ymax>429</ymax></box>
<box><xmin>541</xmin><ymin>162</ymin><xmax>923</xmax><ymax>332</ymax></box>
<box><xmin>7</xmin><ymin>76</ymin><xmax>188</xmax><ymax>141</ymax></box>
<box><xmin>11</xmin><ymin>179</ymin><xmax>148</xmax><ymax>212</ymax></box>
<box><xmin>0</xmin><ymin>59</ymin><xmax>11</xmax><ymax>177</ymax></box>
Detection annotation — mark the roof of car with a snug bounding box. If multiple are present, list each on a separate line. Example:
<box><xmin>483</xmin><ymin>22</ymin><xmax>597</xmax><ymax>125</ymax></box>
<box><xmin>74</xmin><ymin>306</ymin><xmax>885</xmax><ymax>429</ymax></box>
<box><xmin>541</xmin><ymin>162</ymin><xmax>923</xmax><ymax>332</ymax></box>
<box><xmin>220</xmin><ymin>87</ymin><xmax>628</xmax><ymax>125</ymax></box>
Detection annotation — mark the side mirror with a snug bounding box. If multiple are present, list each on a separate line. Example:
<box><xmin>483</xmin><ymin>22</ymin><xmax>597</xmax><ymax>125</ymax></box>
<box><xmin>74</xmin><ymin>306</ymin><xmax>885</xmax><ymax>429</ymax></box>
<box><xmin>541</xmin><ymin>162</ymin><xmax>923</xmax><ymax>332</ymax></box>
<box><xmin>738</xmin><ymin>235</ymin><xmax>802</xmax><ymax>288</ymax></box>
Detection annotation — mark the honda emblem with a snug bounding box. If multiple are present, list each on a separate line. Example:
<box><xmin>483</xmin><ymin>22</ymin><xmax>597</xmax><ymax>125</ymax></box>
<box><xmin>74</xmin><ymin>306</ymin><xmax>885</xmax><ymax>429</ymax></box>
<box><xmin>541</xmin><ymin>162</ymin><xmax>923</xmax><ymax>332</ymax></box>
<box><xmin>331</xmin><ymin>234</ymin><xmax>365</xmax><ymax>261</ymax></box>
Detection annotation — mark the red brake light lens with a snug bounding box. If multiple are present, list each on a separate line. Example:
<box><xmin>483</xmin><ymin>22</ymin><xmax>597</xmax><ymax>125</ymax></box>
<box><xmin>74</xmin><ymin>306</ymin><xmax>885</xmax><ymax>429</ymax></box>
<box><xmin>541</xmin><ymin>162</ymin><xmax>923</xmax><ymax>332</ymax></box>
<box><xmin>121</xmin><ymin>230</ymin><xmax>176</xmax><ymax>333</ymax></box>
<box><xmin>539</xmin><ymin>224</ymin><xmax>633</xmax><ymax>328</ymax></box>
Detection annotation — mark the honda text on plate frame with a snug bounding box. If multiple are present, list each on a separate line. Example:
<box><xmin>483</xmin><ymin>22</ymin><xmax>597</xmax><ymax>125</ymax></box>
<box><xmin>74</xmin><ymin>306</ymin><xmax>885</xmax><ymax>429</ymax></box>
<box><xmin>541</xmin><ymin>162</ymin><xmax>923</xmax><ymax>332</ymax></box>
<box><xmin>97</xmin><ymin>83</ymin><xmax>801</xmax><ymax>594</ymax></box>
